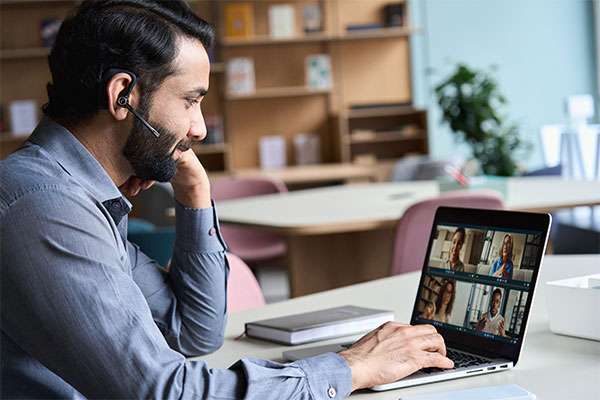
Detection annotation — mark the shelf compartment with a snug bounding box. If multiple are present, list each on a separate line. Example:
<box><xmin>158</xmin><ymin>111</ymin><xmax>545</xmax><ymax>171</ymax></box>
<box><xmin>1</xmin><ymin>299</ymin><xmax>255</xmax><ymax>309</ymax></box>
<box><xmin>225</xmin><ymin>86</ymin><xmax>331</xmax><ymax>100</ymax></box>
<box><xmin>0</xmin><ymin>47</ymin><xmax>50</xmax><ymax>60</ymax></box>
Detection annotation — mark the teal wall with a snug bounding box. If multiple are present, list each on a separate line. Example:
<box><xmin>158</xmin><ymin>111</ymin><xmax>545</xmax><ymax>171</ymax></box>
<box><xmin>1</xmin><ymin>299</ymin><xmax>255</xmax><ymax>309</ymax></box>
<box><xmin>409</xmin><ymin>0</ymin><xmax>598</xmax><ymax>170</ymax></box>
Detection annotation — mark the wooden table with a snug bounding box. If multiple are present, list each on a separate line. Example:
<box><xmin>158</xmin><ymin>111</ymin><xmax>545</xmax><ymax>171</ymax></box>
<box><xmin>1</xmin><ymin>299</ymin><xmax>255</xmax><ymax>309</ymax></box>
<box><xmin>196</xmin><ymin>254</ymin><xmax>600</xmax><ymax>399</ymax></box>
<box><xmin>216</xmin><ymin>177</ymin><xmax>600</xmax><ymax>297</ymax></box>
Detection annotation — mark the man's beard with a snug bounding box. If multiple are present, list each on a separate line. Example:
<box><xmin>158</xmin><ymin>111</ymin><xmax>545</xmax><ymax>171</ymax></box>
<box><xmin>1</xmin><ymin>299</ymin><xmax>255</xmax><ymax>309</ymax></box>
<box><xmin>122</xmin><ymin>97</ymin><xmax>190</xmax><ymax>182</ymax></box>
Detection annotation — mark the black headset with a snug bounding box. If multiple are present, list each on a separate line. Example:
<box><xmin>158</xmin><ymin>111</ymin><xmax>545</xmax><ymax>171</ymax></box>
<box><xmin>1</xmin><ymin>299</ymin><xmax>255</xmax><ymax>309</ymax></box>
<box><xmin>99</xmin><ymin>68</ymin><xmax>160</xmax><ymax>138</ymax></box>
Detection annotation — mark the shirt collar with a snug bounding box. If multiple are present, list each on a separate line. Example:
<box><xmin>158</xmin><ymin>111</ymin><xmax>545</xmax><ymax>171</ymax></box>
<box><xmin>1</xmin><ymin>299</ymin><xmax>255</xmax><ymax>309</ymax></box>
<box><xmin>28</xmin><ymin>115</ymin><xmax>132</xmax><ymax>212</ymax></box>
<box><xmin>489</xmin><ymin>311</ymin><xmax>499</xmax><ymax>321</ymax></box>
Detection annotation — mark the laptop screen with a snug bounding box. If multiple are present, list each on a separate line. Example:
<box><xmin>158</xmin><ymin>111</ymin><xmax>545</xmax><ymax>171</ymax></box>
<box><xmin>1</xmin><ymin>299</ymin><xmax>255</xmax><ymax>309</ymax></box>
<box><xmin>410</xmin><ymin>206</ymin><xmax>551</xmax><ymax>362</ymax></box>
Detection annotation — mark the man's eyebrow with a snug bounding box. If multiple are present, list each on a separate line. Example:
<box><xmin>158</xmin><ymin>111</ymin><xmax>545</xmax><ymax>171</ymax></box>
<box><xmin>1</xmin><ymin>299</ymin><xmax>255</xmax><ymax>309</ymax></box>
<box><xmin>187</xmin><ymin>87</ymin><xmax>208</xmax><ymax>97</ymax></box>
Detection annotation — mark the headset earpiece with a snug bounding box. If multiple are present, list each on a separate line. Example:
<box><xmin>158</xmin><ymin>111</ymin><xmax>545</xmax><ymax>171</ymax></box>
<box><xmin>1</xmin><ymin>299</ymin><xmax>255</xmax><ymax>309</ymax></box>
<box><xmin>98</xmin><ymin>67</ymin><xmax>160</xmax><ymax>138</ymax></box>
<box><xmin>98</xmin><ymin>68</ymin><xmax>137</xmax><ymax>110</ymax></box>
<box><xmin>117</xmin><ymin>96</ymin><xmax>129</xmax><ymax>107</ymax></box>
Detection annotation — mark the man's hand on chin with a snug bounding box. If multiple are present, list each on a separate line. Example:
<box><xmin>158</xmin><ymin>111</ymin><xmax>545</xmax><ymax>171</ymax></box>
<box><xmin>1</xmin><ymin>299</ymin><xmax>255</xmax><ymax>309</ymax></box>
<box><xmin>170</xmin><ymin>148</ymin><xmax>211</xmax><ymax>209</ymax></box>
<box><xmin>119</xmin><ymin>176</ymin><xmax>155</xmax><ymax>197</ymax></box>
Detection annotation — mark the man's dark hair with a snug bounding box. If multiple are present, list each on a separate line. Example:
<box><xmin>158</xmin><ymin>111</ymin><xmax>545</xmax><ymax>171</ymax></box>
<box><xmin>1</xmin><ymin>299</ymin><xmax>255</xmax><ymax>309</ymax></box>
<box><xmin>455</xmin><ymin>227</ymin><xmax>465</xmax><ymax>241</ymax></box>
<box><xmin>492</xmin><ymin>288</ymin><xmax>503</xmax><ymax>299</ymax></box>
<box><xmin>43</xmin><ymin>0</ymin><xmax>214</xmax><ymax>123</ymax></box>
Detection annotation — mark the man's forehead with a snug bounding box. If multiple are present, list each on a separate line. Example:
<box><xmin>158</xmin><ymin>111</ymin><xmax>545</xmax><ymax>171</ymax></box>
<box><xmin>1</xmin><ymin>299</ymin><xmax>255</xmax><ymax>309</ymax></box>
<box><xmin>165</xmin><ymin>37</ymin><xmax>210</xmax><ymax>88</ymax></box>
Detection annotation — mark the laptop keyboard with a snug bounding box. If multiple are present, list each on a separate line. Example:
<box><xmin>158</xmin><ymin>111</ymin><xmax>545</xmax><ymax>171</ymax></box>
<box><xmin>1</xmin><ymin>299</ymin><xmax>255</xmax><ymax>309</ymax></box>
<box><xmin>420</xmin><ymin>349</ymin><xmax>488</xmax><ymax>374</ymax></box>
<box><xmin>340</xmin><ymin>344</ymin><xmax>488</xmax><ymax>374</ymax></box>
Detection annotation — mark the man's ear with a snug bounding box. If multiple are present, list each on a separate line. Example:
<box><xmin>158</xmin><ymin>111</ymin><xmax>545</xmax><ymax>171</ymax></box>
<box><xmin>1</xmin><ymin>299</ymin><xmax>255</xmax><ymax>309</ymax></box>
<box><xmin>106</xmin><ymin>73</ymin><xmax>135</xmax><ymax>121</ymax></box>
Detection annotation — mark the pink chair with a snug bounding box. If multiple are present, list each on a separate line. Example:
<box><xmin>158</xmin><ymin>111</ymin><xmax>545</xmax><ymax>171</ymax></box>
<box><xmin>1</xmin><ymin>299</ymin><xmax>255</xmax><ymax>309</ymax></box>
<box><xmin>390</xmin><ymin>190</ymin><xmax>505</xmax><ymax>276</ymax></box>
<box><xmin>212</xmin><ymin>177</ymin><xmax>288</xmax><ymax>264</ymax></box>
<box><xmin>227</xmin><ymin>252</ymin><xmax>265</xmax><ymax>313</ymax></box>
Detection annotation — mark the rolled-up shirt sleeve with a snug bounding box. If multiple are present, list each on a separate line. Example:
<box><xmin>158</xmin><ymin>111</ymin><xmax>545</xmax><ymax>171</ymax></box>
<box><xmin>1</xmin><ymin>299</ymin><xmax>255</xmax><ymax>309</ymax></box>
<box><xmin>130</xmin><ymin>200</ymin><xmax>229</xmax><ymax>356</ymax></box>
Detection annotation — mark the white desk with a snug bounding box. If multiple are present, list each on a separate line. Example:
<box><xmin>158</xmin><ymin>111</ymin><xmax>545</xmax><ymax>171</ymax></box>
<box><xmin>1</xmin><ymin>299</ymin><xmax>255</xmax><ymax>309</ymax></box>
<box><xmin>217</xmin><ymin>177</ymin><xmax>600</xmax><ymax>296</ymax></box>
<box><xmin>195</xmin><ymin>254</ymin><xmax>600</xmax><ymax>399</ymax></box>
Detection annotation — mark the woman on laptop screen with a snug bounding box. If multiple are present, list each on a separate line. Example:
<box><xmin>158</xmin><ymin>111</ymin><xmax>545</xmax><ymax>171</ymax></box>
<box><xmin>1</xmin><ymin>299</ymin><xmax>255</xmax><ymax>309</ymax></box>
<box><xmin>432</xmin><ymin>280</ymin><xmax>456</xmax><ymax>324</ymax></box>
<box><xmin>490</xmin><ymin>234</ymin><xmax>514</xmax><ymax>279</ymax></box>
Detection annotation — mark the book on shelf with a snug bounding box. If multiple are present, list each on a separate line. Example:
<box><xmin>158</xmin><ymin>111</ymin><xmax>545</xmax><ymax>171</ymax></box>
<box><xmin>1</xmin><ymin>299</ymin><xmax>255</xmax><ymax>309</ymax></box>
<box><xmin>9</xmin><ymin>100</ymin><xmax>38</xmax><ymax>137</ymax></box>
<box><xmin>302</xmin><ymin>4</ymin><xmax>322</xmax><ymax>33</ymax></box>
<box><xmin>384</xmin><ymin>3</ymin><xmax>405</xmax><ymax>27</ymax></box>
<box><xmin>224</xmin><ymin>2</ymin><xmax>254</xmax><ymax>39</ymax></box>
<box><xmin>226</xmin><ymin>57</ymin><xmax>255</xmax><ymax>95</ymax></box>
<box><xmin>259</xmin><ymin>135</ymin><xmax>286</xmax><ymax>170</ymax></box>
<box><xmin>268</xmin><ymin>4</ymin><xmax>296</xmax><ymax>38</ymax></box>
<box><xmin>39</xmin><ymin>18</ymin><xmax>61</xmax><ymax>48</ymax></box>
<box><xmin>346</xmin><ymin>23</ymin><xmax>383</xmax><ymax>32</ymax></box>
<box><xmin>245</xmin><ymin>305</ymin><xmax>395</xmax><ymax>345</ymax></box>
<box><xmin>203</xmin><ymin>115</ymin><xmax>223</xmax><ymax>145</ymax></box>
<box><xmin>305</xmin><ymin>54</ymin><xmax>332</xmax><ymax>89</ymax></box>
<box><xmin>294</xmin><ymin>133</ymin><xmax>321</xmax><ymax>165</ymax></box>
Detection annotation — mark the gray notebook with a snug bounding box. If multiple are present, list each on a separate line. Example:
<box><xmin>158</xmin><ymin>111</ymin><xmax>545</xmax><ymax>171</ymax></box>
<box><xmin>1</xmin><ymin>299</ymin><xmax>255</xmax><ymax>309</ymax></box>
<box><xmin>245</xmin><ymin>305</ymin><xmax>394</xmax><ymax>345</ymax></box>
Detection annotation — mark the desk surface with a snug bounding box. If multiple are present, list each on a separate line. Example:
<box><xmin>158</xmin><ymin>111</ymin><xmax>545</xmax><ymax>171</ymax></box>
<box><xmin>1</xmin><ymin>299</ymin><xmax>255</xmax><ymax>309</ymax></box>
<box><xmin>217</xmin><ymin>177</ymin><xmax>600</xmax><ymax>234</ymax></box>
<box><xmin>196</xmin><ymin>254</ymin><xmax>600</xmax><ymax>399</ymax></box>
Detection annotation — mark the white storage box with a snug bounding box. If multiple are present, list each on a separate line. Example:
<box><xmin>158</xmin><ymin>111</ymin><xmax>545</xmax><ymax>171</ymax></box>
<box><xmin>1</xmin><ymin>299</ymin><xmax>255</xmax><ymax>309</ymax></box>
<box><xmin>546</xmin><ymin>274</ymin><xmax>600</xmax><ymax>341</ymax></box>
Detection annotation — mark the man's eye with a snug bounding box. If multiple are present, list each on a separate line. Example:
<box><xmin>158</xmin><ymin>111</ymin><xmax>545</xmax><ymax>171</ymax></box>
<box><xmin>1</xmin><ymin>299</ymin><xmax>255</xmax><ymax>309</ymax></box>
<box><xmin>187</xmin><ymin>98</ymin><xmax>199</xmax><ymax>105</ymax></box>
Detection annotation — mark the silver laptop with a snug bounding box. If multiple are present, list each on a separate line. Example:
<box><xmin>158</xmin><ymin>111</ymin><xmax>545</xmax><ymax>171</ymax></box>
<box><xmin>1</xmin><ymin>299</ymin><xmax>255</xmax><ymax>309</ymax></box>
<box><xmin>284</xmin><ymin>206</ymin><xmax>552</xmax><ymax>391</ymax></box>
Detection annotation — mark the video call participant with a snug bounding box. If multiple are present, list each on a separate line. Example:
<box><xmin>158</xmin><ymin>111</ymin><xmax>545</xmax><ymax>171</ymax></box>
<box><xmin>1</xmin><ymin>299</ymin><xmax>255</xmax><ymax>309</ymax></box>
<box><xmin>442</xmin><ymin>227</ymin><xmax>465</xmax><ymax>272</ymax></box>
<box><xmin>490</xmin><ymin>234</ymin><xmax>514</xmax><ymax>280</ymax></box>
<box><xmin>475</xmin><ymin>288</ymin><xmax>506</xmax><ymax>336</ymax></box>
<box><xmin>420</xmin><ymin>300</ymin><xmax>436</xmax><ymax>320</ymax></box>
<box><xmin>432</xmin><ymin>280</ymin><xmax>456</xmax><ymax>324</ymax></box>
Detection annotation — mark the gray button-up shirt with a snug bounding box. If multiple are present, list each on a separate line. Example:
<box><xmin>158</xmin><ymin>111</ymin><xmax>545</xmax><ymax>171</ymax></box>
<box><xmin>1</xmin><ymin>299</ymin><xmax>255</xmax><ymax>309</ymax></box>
<box><xmin>1</xmin><ymin>116</ymin><xmax>352</xmax><ymax>399</ymax></box>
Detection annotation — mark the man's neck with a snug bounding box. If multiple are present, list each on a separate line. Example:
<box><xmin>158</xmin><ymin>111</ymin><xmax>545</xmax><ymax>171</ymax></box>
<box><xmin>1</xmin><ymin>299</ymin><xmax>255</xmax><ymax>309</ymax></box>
<box><xmin>58</xmin><ymin>115</ymin><xmax>132</xmax><ymax>187</ymax></box>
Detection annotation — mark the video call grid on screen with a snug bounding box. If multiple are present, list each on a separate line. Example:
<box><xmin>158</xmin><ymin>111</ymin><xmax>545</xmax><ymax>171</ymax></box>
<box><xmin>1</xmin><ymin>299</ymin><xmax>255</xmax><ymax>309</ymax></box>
<box><xmin>415</xmin><ymin>222</ymin><xmax>543</xmax><ymax>345</ymax></box>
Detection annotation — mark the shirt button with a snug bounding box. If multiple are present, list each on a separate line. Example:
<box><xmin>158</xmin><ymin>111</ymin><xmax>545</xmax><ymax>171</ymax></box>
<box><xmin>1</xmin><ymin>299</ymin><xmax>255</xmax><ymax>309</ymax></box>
<box><xmin>208</xmin><ymin>227</ymin><xmax>216</xmax><ymax>236</ymax></box>
<box><xmin>111</xmin><ymin>200</ymin><xmax>121</xmax><ymax>209</ymax></box>
<box><xmin>327</xmin><ymin>387</ymin><xmax>337</xmax><ymax>398</ymax></box>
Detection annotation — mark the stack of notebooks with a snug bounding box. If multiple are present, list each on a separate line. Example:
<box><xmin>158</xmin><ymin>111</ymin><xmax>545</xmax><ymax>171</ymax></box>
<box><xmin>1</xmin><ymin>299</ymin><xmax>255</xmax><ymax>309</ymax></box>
<box><xmin>245</xmin><ymin>305</ymin><xmax>394</xmax><ymax>345</ymax></box>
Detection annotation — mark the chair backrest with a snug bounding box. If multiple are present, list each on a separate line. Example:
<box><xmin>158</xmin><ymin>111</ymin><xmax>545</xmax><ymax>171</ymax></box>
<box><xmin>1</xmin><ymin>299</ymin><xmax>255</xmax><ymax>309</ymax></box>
<box><xmin>128</xmin><ymin>227</ymin><xmax>176</xmax><ymax>266</ymax></box>
<box><xmin>212</xmin><ymin>176</ymin><xmax>288</xmax><ymax>201</ymax></box>
<box><xmin>226</xmin><ymin>252</ymin><xmax>266</xmax><ymax>313</ymax></box>
<box><xmin>212</xmin><ymin>176</ymin><xmax>288</xmax><ymax>263</ymax></box>
<box><xmin>390</xmin><ymin>190</ymin><xmax>505</xmax><ymax>276</ymax></box>
<box><xmin>133</xmin><ymin>183</ymin><xmax>175</xmax><ymax>227</ymax></box>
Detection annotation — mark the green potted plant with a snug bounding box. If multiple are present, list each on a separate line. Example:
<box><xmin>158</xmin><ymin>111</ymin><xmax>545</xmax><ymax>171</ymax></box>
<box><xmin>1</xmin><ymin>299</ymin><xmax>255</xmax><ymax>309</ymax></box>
<box><xmin>434</xmin><ymin>64</ymin><xmax>528</xmax><ymax>176</ymax></box>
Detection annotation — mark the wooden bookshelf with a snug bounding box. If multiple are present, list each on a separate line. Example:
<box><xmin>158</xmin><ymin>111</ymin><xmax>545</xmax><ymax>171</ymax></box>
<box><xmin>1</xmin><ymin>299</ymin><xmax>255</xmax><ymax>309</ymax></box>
<box><xmin>1</xmin><ymin>0</ymin><xmax>427</xmax><ymax>178</ymax></box>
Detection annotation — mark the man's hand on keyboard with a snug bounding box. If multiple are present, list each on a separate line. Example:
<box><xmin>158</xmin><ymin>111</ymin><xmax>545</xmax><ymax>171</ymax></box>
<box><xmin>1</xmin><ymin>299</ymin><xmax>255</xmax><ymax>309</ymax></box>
<box><xmin>338</xmin><ymin>322</ymin><xmax>454</xmax><ymax>391</ymax></box>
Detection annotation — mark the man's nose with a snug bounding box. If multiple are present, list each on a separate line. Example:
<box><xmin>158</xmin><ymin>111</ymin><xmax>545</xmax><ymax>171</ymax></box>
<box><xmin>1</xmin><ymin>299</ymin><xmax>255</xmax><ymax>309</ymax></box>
<box><xmin>188</xmin><ymin>108</ymin><xmax>206</xmax><ymax>141</ymax></box>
